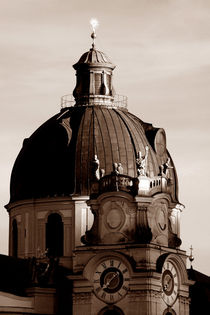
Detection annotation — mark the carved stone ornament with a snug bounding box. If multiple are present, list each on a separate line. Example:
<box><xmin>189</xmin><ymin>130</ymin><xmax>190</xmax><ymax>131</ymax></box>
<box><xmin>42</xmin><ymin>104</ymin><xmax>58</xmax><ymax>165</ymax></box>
<box><xmin>179</xmin><ymin>295</ymin><xmax>190</xmax><ymax>305</ymax></box>
<box><xmin>106</xmin><ymin>208</ymin><xmax>124</xmax><ymax>229</ymax></box>
<box><xmin>28</xmin><ymin>256</ymin><xmax>59</xmax><ymax>286</ymax></box>
<box><xmin>104</xmin><ymin>201</ymin><xmax>126</xmax><ymax>231</ymax></box>
<box><xmin>72</xmin><ymin>292</ymin><xmax>92</xmax><ymax>304</ymax></box>
<box><xmin>128</xmin><ymin>289</ymin><xmax>161</xmax><ymax>302</ymax></box>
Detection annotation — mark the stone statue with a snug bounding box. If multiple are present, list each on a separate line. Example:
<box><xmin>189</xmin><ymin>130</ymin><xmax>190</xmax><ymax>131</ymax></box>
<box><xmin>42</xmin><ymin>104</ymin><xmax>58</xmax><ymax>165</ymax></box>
<box><xmin>113</xmin><ymin>162</ymin><xmax>119</xmax><ymax>175</ymax></box>
<box><xmin>117</xmin><ymin>163</ymin><xmax>123</xmax><ymax>174</ymax></box>
<box><xmin>100</xmin><ymin>168</ymin><xmax>105</xmax><ymax>178</ymax></box>
<box><xmin>92</xmin><ymin>155</ymin><xmax>100</xmax><ymax>180</ymax></box>
<box><xmin>112</xmin><ymin>162</ymin><xmax>124</xmax><ymax>175</ymax></box>
<box><xmin>160</xmin><ymin>157</ymin><xmax>173</xmax><ymax>178</ymax></box>
<box><xmin>136</xmin><ymin>146</ymin><xmax>149</xmax><ymax>176</ymax></box>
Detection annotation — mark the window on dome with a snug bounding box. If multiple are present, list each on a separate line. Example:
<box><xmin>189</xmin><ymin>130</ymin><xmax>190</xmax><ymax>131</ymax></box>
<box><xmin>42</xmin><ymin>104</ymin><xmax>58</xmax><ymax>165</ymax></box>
<box><xmin>46</xmin><ymin>213</ymin><xmax>63</xmax><ymax>257</ymax></box>
<box><xmin>12</xmin><ymin>219</ymin><xmax>18</xmax><ymax>257</ymax></box>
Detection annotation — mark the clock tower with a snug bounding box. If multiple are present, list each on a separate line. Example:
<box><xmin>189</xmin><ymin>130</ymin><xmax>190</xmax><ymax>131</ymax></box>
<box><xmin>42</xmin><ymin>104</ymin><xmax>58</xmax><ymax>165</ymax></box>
<box><xmin>67</xmin><ymin>34</ymin><xmax>193</xmax><ymax>314</ymax></box>
<box><xmin>6</xmin><ymin>29</ymin><xmax>193</xmax><ymax>315</ymax></box>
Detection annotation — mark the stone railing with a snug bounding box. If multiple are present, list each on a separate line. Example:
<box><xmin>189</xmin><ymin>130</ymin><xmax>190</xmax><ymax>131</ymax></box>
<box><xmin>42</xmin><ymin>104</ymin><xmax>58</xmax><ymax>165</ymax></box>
<box><xmin>99</xmin><ymin>174</ymin><xmax>138</xmax><ymax>195</ymax></box>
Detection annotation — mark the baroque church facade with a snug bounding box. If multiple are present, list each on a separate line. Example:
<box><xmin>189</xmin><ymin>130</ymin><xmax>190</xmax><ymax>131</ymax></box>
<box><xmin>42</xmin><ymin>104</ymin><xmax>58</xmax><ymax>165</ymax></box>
<box><xmin>0</xmin><ymin>31</ymin><xmax>197</xmax><ymax>315</ymax></box>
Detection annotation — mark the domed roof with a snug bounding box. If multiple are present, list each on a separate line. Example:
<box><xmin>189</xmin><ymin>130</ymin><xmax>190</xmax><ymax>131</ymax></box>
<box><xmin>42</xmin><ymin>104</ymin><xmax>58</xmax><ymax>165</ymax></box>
<box><xmin>73</xmin><ymin>47</ymin><xmax>115</xmax><ymax>69</ymax></box>
<box><xmin>9</xmin><ymin>105</ymin><xmax>178</xmax><ymax>203</ymax></box>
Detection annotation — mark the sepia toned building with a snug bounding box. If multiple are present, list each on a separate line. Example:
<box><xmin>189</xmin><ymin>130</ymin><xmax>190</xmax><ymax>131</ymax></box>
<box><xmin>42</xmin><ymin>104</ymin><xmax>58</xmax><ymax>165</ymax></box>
<box><xmin>0</xmin><ymin>32</ymin><xmax>209</xmax><ymax>315</ymax></box>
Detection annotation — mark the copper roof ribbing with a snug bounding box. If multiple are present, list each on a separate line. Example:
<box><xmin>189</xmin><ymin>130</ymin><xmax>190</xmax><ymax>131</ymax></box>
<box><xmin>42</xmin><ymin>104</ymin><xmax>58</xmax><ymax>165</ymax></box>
<box><xmin>9</xmin><ymin>106</ymin><xmax>178</xmax><ymax>203</ymax></box>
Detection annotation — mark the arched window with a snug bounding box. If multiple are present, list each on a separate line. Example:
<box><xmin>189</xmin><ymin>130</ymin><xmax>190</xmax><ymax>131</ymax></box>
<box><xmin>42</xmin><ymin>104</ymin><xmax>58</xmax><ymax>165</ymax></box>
<box><xmin>12</xmin><ymin>219</ymin><xmax>18</xmax><ymax>257</ymax></box>
<box><xmin>46</xmin><ymin>213</ymin><xmax>63</xmax><ymax>257</ymax></box>
<box><xmin>98</xmin><ymin>306</ymin><xmax>124</xmax><ymax>315</ymax></box>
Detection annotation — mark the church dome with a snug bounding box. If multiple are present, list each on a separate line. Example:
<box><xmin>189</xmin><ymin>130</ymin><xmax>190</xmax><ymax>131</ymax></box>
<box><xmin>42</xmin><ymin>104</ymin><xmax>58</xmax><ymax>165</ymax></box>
<box><xmin>10</xmin><ymin>105</ymin><xmax>178</xmax><ymax>203</ymax></box>
<box><xmin>9</xmin><ymin>42</ymin><xmax>179</xmax><ymax>204</ymax></box>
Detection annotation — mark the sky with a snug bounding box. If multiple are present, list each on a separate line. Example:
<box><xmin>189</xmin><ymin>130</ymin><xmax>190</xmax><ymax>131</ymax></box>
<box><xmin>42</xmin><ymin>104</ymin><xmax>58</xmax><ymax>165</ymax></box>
<box><xmin>0</xmin><ymin>0</ymin><xmax>209</xmax><ymax>275</ymax></box>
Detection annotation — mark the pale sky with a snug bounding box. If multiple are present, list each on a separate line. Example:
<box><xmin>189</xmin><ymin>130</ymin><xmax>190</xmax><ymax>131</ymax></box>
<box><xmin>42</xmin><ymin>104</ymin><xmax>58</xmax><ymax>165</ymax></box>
<box><xmin>0</xmin><ymin>0</ymin><xmax>209</xmax><ymax>275</ymax></box>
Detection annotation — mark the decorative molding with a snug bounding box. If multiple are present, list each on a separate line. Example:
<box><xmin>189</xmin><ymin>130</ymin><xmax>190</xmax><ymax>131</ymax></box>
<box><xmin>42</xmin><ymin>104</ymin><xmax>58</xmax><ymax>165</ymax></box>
<box><xmin>103</xmin><ymin>200</ymin><xmax>126</xmax><ymax>231</ymax></box>
<box><xmin>59</xmin><ymin>209</ymin><xmax>72</xmax><ymax>217</ymax></box>
<box><xmin>179</xmin><ymin>295</ymin><xmax>190</xmax><ymax>305</ymax></box>
<box><xmin>16</xmin><ymin>214</ymin><xmax>22</xmax><ymax>223</ymax></box>
<box><xmin>137</xmin><ymin>205</ymin><xmax>147</xmax><ymax>212</ymax></box>
<box><xmin>37</xmin><ymin>211</ymin><xmax>48</xmax><ymax>219</ymax></box>
<box><xmin>72</xmin><ymin>292</ymin><xmax>92</xmax><ymax>304</ymax></box>
<box><xmin>128</xmin><ymin>290</ymin><xmax>162</xmax><ymax>301</ymax></box>
<box><xmin>163</xmin><ymin>307</ymin><xmax>177</xmax><ymax>315</ymax></box>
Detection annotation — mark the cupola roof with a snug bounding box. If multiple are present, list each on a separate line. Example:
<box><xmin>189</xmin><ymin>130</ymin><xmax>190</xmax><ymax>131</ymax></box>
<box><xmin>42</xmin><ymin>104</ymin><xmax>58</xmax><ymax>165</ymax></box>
<box><xmin>73</xmin><ymin>47</ymin><xmax>115</xmax><ymax>70</ymax></box>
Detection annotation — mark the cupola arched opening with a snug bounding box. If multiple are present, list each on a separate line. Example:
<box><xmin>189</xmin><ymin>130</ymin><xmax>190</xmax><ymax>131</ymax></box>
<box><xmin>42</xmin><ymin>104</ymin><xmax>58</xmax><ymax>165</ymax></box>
<box><xmin>12</xmin><ymin>218</ymin><xmax>18</xmax><ymax>257</ymax></box>
<box><xmin>46</xmin><ymin>213</ymin><xmax>63</xmax><ymax>257</ymax></box>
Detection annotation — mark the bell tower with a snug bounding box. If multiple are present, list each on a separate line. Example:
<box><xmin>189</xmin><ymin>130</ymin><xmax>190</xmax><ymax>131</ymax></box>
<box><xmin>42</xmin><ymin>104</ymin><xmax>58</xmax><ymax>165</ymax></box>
<box><xmin>5</xmin><ymin>21</ymin><xmax>193</xmax><ymax>315</ymax></box>
<box><xmin>69</xmin><ymin>25</ymin><xmax>193</xmax><ymax>315</ymax></box>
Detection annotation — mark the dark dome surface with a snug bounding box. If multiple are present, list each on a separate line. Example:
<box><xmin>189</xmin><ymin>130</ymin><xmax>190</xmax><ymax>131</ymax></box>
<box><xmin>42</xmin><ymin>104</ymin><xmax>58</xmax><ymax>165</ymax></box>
<box><xmin>10</xmin><ymin>106</ymin><xmax>178</xmax><ymax>203</ymax></box>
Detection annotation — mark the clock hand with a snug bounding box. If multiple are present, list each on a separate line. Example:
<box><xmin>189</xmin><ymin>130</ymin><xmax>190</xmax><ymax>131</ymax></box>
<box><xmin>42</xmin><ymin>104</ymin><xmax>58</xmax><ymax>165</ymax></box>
<box><xmin>164</xmin><ymin>277</ymin><xmax>172</xmax><ymax>291</ymax></box>
<box><xmin>103</xmin><ymin>271</ymin><xmax>119</xmax><ymax>289</ymax></box>
<box><xmin>103</xmin><ymin>272</ymin><xmax>118</xmax><ymax>289</ymax></box>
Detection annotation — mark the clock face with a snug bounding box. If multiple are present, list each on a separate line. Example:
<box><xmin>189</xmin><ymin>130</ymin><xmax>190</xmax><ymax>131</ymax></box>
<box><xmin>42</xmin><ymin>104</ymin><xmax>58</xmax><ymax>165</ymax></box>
<box><xmin>93</xmin><ymin>258</ymin><xmax>129</xmax><ymax>303</ymax></box>
<box><xmin>161</xmin><ymin>261</ymin><xmax>179</xmax><ymax>306</ymax></box>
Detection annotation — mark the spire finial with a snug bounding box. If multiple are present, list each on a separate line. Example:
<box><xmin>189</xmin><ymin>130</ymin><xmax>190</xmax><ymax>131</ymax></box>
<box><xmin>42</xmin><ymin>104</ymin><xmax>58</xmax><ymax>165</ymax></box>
<box><xmin>189</xmin><ymin>245</ymin><xmax>194</xmax><ymax>268</ymax></box>
<box><xmin>90</xmin><ymin>18</ymin><xmax>99</xmax><ymax>49</ymax></box>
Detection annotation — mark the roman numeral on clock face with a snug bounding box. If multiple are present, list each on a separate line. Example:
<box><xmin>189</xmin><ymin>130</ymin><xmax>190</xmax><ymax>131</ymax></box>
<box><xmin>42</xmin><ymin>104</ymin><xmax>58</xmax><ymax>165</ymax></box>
<box><xmin>94</xmin><ymin>279</ymin><xmax>100</xmax><ymax>283</ymax></box>
<box><xmin>95</xmin><ymin>287</ymin><xmax>101</xmax><ymax>293</ymax></box>
<box><xmin>101</xmin><ymin>262</ymin><xmax>106</xmax><ymax>269</ymax></box>
<box><xmin>95</xmin><ymin>270</ymin><xmax>101</xmax><ymax>275</ymax></box>
<box><xmin>101</xmin><ymin>292</ymin><xmax>106</xmax><ymax>299</ymax></box>
<box><xmin>117</xmin><ymin>261</ymin><xmax>121</xmax><ymax>268</ymax></box>
<box><xmin>122</xmin><ymin>285</ymin><xmax>128</xmax><ymax>291</ymax></box>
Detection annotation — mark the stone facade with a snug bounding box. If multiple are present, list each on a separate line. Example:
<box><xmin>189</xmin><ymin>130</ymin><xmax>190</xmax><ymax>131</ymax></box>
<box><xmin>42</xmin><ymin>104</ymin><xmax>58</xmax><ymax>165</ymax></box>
<box><xmin>1</xmin><ymin>36</ymin><xmax>194</xmax><ymax>315</ymax></box>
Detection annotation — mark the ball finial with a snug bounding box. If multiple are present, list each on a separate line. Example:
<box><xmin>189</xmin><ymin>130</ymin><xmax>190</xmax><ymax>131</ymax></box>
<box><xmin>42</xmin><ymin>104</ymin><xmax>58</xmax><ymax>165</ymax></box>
<box><xmin>189</xmin><ymin>245</ymin><xmax>194</xmax><ymax>268</ymax></box>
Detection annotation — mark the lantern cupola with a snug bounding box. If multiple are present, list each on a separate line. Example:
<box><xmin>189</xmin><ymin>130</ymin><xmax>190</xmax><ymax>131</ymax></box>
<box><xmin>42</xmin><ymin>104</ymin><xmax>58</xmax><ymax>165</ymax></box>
<box><xmin>73</xmin><ymin>26</ymin><xmax>115</xmax><ymax>107</ymax></box>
